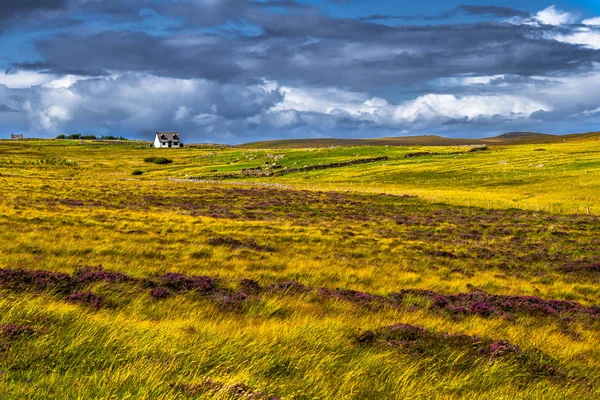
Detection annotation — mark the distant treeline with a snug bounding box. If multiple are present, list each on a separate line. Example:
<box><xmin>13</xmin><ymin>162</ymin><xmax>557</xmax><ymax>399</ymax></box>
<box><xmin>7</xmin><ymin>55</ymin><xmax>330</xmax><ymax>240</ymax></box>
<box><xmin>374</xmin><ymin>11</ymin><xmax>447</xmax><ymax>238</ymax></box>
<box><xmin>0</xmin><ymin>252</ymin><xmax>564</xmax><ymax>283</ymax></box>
<box><xmin>55</xmin><ymin>134</ymin><xmax>128</xmax><ymax>140</ymax></box>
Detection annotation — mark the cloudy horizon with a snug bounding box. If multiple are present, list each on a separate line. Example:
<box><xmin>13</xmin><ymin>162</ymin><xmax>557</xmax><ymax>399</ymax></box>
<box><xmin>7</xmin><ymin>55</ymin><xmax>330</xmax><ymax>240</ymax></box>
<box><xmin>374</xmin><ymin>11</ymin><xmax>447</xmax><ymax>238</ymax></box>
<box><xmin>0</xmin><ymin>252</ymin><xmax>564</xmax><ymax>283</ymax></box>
<box><xmin>2</xmin><ymin>1</ymin><xmax>600</xmax><ymax>143</ymax></box>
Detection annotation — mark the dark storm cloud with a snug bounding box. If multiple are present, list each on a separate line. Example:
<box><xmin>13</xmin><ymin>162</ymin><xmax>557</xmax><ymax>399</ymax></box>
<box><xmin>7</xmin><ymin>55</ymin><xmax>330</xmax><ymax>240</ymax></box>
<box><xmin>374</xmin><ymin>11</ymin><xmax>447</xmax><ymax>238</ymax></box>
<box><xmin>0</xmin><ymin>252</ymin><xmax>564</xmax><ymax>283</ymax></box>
<box><xmin>1</xmin><ymin>0</ymin><xmax>307</xmax><ymax>33</ymax></box>
<box><xmin>360</xmin><ymin>5</ymin><xmax>529</xmax><ymax>22</ymax></box>
<box><xmin>530</xmin><ymin>109</ymin><xmax>568</xmax><ymax>121</ymax></box>
<box><xmin>72</xmin><ymin>0</ymin><xmax>155</xmax><ymax>21</ymax></box>
<box><xmin>1</xmin><ymin>0</ymin><xmax>86</xmax><ymax>34</ymax></box>
<box><xmin>14</xmin><ymin>31</ymin><xmax>248</xmax><ymax>82</ymax></box>
<box><xmin>0</xmin><ymin>0</ymin><xmax>69</xmax><ymax>31</ymax></box>
<box><xmin>4</xmin><ymin>0</ymin><xmax>600</xmax><ymax>141</ymax></box>
<box><xmin>458</xmin><ymin>5</ymin><xmax>529</xmax><ymax>18</ymax></box>
<box><xmin>7</xmin><ymin>0</ymin><xmax>595</xmax><ymax>91</ymax></box>
<box><xmin>0</xmin><ymin>0</ymin><xmax>66</xmax><ymax>19</ymax></box>
<box><xmin>152</xmin><ymin>0</ymin><xmax>309</xmax><ymax>29</ymax></box>
<box><xmin>14</xmin><ymin>22</ymin><xmax>600</xmax><ymax>92</ymax></box>
<box><xmin>6</xmin><ymin>61</ymin><xmax>108</xmax><ymax>77</ymax></box>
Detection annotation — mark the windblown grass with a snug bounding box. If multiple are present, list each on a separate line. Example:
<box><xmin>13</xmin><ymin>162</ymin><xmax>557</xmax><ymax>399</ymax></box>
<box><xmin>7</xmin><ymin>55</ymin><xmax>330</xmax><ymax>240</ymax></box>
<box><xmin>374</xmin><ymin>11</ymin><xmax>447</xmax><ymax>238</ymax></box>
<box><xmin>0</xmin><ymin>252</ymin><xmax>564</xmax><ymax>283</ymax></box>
<box><xmin>0</xmin><ymin>139</ymin><xmax>599</xmax><ymax>398</ymax></box>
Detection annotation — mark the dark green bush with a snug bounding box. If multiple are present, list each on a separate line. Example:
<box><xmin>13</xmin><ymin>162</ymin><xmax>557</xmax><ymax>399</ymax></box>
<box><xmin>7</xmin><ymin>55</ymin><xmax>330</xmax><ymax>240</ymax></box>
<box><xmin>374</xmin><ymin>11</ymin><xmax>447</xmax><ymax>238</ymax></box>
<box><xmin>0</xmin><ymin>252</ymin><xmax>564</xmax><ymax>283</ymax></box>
<box><xmin>131</xmin><ymin>170</ymin><xmax>144</xmax><ymax>176</ymax></box>
<box><xmin>144</xmin><ymin>157</ymin><xmax>173</xmax><ymax>165</ymax></box>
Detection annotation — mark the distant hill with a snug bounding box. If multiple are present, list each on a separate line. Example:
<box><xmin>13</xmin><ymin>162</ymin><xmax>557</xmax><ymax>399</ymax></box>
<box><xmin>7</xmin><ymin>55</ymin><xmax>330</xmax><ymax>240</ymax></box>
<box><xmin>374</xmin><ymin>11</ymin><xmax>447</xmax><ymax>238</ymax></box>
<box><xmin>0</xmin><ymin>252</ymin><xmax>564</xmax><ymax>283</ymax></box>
<box><xmin>482</xmin><ymin>132</ymin><xmax>559</xmax><ymax>143</ymax></box>
<box><xmin>238</xmin><ymin>136</ymin><xmax>485</xmax><ymax>149</ymax></box>
<box><xmin>560</xmin><ymin>131</ymin><xmax>600</xmax><ymax>142</ymax></box>
<box><xmin>238</xmin><ymin>131</ymin><xmax>600</xmax><ymax>149</ymax></box>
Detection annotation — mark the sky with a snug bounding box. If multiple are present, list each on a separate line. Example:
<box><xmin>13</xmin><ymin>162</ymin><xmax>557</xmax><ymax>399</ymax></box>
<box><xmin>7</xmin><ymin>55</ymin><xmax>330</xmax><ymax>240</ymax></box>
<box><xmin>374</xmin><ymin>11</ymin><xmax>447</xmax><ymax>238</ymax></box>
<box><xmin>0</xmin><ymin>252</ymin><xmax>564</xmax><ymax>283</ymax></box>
<box><xmin>2</xmin><ymin>1</ymin><xmax>600</xmax><ymax>143</ymax></box>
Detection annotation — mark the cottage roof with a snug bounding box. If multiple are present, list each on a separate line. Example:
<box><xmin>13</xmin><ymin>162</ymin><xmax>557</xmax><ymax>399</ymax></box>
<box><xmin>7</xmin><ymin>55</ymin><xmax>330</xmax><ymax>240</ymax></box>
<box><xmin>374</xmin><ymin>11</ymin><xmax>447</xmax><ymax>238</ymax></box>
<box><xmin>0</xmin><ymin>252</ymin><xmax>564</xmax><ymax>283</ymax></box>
<box><xmin>155</xmin><ymin>131</ymin><xmax>180</xmax><ymax>143</ymax></box>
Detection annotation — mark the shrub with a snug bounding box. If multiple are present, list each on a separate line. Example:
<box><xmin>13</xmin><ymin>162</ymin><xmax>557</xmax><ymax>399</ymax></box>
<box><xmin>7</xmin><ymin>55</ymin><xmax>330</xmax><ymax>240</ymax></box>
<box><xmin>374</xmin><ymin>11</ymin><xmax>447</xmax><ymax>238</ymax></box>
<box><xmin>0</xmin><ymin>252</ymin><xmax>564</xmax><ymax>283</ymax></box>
<box><xmin>0</xmin><ymin>268</ymin><xmax>75</xmax><ymax>293</ymax></box>
<box><xmin>144</xmin><ymin>157</ymin><xmax>173</xmax><ymax>165</ymax></box>
<box><xmin>131</xmin><ymin>170</ymin><xmax>144</xmax><ymax>176</ymax></box>
<box><xmin>214</xmin><ymin>292</ymin><xmax>249</xmax><ymax>311</ymax></box>
<box><xmin>0</xmin><ymin>324</ymin><xmax>35</xmax><ymax>338</ymax></box>
<box><xmin>239</xmin><ymin>279</ymin><xmax>263</xmax><ymax>295</ymax></box>
<box><xmin>74</xmin><ymin>266</ymin><xmax>134</xmax><ymax>284</ymax></box>
<box><xmin>150</xmin><ymin>287</ymin><xmax>171</xmax><ymax>300</ymax></box>
<box><xmin>468</xmin><ymin>145</ymin><xmax>489</xmax><ymax>152</ymax></box>
<box><xmin>67</xmin><ymin>291</ymin><xmax>105</xmax><ymax>309</ymax></box>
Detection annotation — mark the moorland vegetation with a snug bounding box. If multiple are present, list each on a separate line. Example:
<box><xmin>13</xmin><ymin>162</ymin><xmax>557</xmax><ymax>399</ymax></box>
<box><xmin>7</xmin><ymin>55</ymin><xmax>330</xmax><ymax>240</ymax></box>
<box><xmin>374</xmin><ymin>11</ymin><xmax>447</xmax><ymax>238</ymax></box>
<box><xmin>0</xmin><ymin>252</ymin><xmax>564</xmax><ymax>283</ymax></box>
<box><xmin>0</xmin><ymin>136</ymin><xmax>599</xmax><ymax>398</ymax></box>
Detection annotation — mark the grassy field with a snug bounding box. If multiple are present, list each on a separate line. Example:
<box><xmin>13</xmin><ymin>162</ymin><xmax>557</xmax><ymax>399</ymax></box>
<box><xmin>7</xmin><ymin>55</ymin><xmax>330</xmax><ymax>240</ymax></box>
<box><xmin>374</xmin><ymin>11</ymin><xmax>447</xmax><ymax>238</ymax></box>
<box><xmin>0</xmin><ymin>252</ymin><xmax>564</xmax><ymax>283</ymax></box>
<box><xmin>0</xmin><ymin>138</ymin><xmax>599</xmax><ymax>399</ymax></box>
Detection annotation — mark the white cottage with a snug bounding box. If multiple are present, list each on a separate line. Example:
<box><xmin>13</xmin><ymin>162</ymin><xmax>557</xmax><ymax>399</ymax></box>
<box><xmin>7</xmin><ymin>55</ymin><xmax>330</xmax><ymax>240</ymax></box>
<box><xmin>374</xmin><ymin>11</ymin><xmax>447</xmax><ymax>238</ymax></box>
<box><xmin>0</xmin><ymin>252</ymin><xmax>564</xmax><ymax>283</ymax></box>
<box><xmin>153</xmin><ymin>131</ymin><xmax>183</xmax><ymax>148</ymax></box>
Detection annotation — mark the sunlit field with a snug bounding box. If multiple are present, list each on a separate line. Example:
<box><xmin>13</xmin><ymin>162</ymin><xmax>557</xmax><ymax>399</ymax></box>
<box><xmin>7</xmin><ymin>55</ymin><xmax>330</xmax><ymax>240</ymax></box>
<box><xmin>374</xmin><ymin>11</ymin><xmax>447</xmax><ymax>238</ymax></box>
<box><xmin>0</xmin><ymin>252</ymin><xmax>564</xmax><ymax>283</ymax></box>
<box><xmin>0</xmin><ymin>138</ymin><xmax>599</xmax><ymax>399</ymax></box>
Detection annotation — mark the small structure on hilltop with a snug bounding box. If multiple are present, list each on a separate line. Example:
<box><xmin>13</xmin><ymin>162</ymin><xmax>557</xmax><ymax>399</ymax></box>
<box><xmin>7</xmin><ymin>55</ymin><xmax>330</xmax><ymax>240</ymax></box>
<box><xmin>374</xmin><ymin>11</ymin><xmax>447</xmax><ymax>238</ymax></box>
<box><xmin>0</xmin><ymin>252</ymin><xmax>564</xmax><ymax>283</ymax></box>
<box><xmin>154</xmin><ymin>131</ymin><xmax>183</xmax><ymax>148</ymax></box>
<box><xmin>11</xmin><ymin>134</ymin><xmax>24</xmax><ymax>140</ymax></box>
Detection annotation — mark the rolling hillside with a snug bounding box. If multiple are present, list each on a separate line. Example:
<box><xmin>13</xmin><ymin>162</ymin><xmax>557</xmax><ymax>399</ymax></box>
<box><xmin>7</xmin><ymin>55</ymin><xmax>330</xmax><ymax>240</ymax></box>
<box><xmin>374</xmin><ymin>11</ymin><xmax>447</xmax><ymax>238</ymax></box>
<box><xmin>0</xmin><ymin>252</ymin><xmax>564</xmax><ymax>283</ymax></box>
<box><xmin>238</xmin><ymin>131</ymin><xmax>600</xmax><ymax>149</ymax></box>
<box><xmin>1</xmin><ymin>139</ymin><xmax>600</xmax><ymax>398</ymax></box>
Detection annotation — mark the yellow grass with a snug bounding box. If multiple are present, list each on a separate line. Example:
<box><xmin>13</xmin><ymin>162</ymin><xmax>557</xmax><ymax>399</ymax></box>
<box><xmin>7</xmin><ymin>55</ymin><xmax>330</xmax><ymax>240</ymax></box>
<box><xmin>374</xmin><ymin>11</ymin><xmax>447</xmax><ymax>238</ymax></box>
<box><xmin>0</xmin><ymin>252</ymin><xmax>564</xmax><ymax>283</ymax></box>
<box><xmin>0</xmin><ymin>139</ymin><xmax>599</xmax><ymax>399</ymax></box>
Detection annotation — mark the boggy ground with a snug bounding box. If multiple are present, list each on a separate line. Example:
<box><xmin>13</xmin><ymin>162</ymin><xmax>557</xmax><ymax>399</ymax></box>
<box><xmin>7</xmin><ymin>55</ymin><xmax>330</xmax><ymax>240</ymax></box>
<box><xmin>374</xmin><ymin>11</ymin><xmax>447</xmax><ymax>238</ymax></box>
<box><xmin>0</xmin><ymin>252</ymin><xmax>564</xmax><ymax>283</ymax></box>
<box><xmin>1</xmin><ymin>141</ymin><xmax>600</xmax><ymax>398</ymax></box>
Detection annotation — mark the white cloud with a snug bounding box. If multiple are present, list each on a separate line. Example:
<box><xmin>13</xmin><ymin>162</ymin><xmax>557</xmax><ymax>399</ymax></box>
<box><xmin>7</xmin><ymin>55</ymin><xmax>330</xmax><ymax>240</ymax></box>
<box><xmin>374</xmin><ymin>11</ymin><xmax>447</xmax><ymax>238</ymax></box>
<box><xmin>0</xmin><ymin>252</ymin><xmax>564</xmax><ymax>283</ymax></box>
<box><xmin>273</xmin><ymin>86</ymin><xmax>370</xmax><ymax>114</ymax></box>
<box><xmin>42</xmin><ymin>75</ymin><xmax>91</xmax><ymax>89</ymax></box>
<box><xmin>553</xmin><ymin>27</ymin><xmax>600</xmax><ymax>49</ymax></box>
<box><xmin>537</xmin><ymin>68</ymin><xmax>600</xmax><ymax>108</ymax></box>
<box><xmin>534</xmin><ymin>6</ymin><xmax>575</xmax><ymax>26</ymax></box>
<box><xmin>582</xmin><ymin>17</ymin><xmax>600</xmax><ymax>26</ymax></box>
<box><xmin>508</xmin><ymin>7</ymin><xmax>600</xmax><ymax>50</ymax></box>
<box><xmin>391</xmin><ymin>94</ymin><xmax>547</xmax><ymax>123</ymax></box>
<box><xmin>16</xmin><ymin>73</ymin><xmax>282</xmax><ymax>138</ymax></box>
<box><xmin>38</xmin><ymin>106</ymin><xmax>72</xmax><ymax>131</ymax></box>
<box><xmin>511</xmin><ymin>7</ymin><xmax>600</xmax><ymax>50</ymax></box>
<box><xmin>271</xmin><ymin>85</ymin><xmax>547</xmax><ymax>126</ymax></box>
<box><xmin>5</xmin><ymin>66</ymin><xmax>600</xmax><ymax>141</ymax></box>
<box><xmin>508</xmin><ymin>6</ymin><xmax>576</xmax><ymax>27</ymax></box>
<box><xmin>0</xmin><ymin>71</ymin><xmax>55</xmax><ymax>89</ymax></box>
